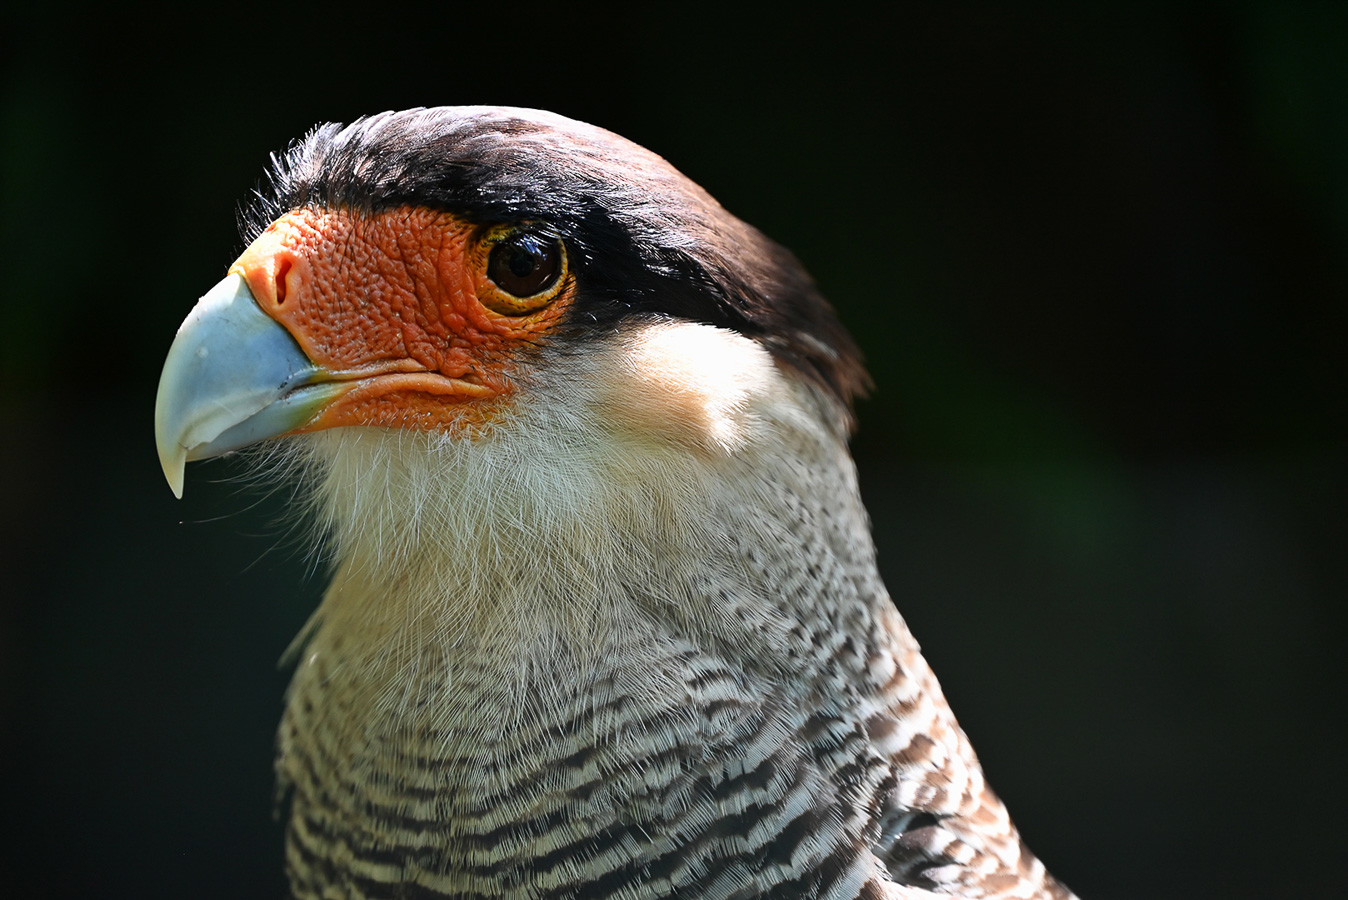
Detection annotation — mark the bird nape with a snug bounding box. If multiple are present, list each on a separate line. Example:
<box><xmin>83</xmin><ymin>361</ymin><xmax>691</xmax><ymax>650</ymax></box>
<box><xmin>154</xmin><ymin>107</ymin><xmax>1077</xmax><ymax>900</ymax></box>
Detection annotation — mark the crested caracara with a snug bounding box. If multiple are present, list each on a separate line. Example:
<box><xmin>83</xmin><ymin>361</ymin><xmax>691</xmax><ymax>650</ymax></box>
<box><xmin>154</xmin><ymin>106</ymin><xmax>1077</xmax><ymax>900</ymax></box>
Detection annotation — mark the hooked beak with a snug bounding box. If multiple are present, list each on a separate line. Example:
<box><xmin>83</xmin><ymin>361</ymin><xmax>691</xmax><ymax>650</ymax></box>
<box><xmin>153</xmin><ymin>273</ymin><xmax>349</xmax><ymax>498</ymax></box>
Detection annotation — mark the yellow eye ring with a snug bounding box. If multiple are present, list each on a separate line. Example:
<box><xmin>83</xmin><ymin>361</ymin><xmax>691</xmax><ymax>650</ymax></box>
<box><xmin>479</xmin><ymin>225</ymin><xmax>568</xmax><ymax>315</ymax></box>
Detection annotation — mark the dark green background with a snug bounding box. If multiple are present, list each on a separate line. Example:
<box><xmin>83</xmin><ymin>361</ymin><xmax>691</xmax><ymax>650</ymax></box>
<box><xmin>2</xmin><ymin>4</ymin><xmax>1344</xmax><ymax>898</ymax></box>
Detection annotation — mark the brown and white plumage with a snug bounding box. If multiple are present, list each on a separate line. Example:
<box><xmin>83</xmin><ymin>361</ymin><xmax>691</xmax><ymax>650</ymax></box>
<box><xmin>154</xmin><ymin>107</ymin><xmax>1076</xmax><ymax>899</ymax></box>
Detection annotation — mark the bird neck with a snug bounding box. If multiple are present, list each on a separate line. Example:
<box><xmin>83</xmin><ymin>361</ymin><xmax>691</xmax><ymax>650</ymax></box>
<box><xmin>286</xmin><ymin>320</ymin><xmax>892</xmax><ymax>700</ymax></box>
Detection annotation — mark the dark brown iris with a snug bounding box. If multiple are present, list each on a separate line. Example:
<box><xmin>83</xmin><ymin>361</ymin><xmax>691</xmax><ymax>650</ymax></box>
<box><xmin>487</xmin><ymin>232</ymin><xmax>563</xmax><ymax>299</ymax></box>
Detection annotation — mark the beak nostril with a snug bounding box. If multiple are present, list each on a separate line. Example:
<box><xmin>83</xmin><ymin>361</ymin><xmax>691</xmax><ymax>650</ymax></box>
<box><xmin>274</xmin><ymin>258</ymin><xmax>292</xmax><ymax>305</ymax></box>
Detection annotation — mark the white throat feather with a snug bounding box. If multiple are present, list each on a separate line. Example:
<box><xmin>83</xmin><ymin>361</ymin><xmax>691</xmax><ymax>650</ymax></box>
<box><xmin>272</xmin><ymin>320</ymin><xmax>866</xmax><ymax>704</ymax></box>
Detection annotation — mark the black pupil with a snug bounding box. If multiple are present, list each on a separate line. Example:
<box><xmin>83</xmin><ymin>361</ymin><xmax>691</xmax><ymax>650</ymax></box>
<box><xmin>488</xmin><ymin>233</ymin><xmax>561</xmax><ymax>298</ymax></box>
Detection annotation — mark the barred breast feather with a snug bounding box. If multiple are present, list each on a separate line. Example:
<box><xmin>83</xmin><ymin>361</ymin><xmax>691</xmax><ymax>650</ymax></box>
<box><xmin>272</xmin><ymin>320</ymin><xmax>1075</xmax><ymax>900</ymax></box>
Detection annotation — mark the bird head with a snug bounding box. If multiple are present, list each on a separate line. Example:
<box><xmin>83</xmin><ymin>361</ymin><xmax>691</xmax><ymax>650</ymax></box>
<box><xmin>158</xmin><ymin>107</ymin><xmax>867</xmax><ymax>482</ymax></box>
<box><xmin>154</xmin><ymin>108</ymin><xmax>871</xmax><ymax>629</ymax></box>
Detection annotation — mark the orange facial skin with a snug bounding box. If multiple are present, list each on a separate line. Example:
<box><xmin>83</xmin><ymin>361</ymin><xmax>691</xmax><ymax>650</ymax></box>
<box><xmin>229</xmin><ymin>207</ymin><xmax>574</xmax><ymax>434</ymax></box>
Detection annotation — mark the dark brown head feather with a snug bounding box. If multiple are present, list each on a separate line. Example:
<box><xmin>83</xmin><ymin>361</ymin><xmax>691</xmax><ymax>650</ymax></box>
<box><xmin>241</xmin><ymin>106</ymin><xmax>870</xmax><ymax>420</ymax></box>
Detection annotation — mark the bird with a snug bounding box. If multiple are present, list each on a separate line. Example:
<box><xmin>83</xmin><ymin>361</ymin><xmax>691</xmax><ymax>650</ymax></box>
<box><xmin>154</xmin><ymin>106</ymin><xmax>1077</xmax><ymax>900</ymax></box>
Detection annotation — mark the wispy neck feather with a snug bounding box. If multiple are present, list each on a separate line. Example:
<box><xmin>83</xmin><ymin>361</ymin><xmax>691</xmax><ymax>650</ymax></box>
<box><xmin>278</xmin><ymin>320</ymin><xmax>874</xmax><ymax>685</ymax></box>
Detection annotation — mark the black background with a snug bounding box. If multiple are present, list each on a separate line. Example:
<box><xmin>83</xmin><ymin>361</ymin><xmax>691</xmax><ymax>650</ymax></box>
<box><xmin>2</xmin><ymin>4</ymin><xmax>1344</xmax><ymax>898</ymax></box>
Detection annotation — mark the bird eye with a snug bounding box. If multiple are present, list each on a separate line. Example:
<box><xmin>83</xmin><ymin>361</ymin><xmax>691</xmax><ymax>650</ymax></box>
<box><xmin>485</xmin><ymin>231</ymin><xmax>565</xmax><ymax>308</ymax></box>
